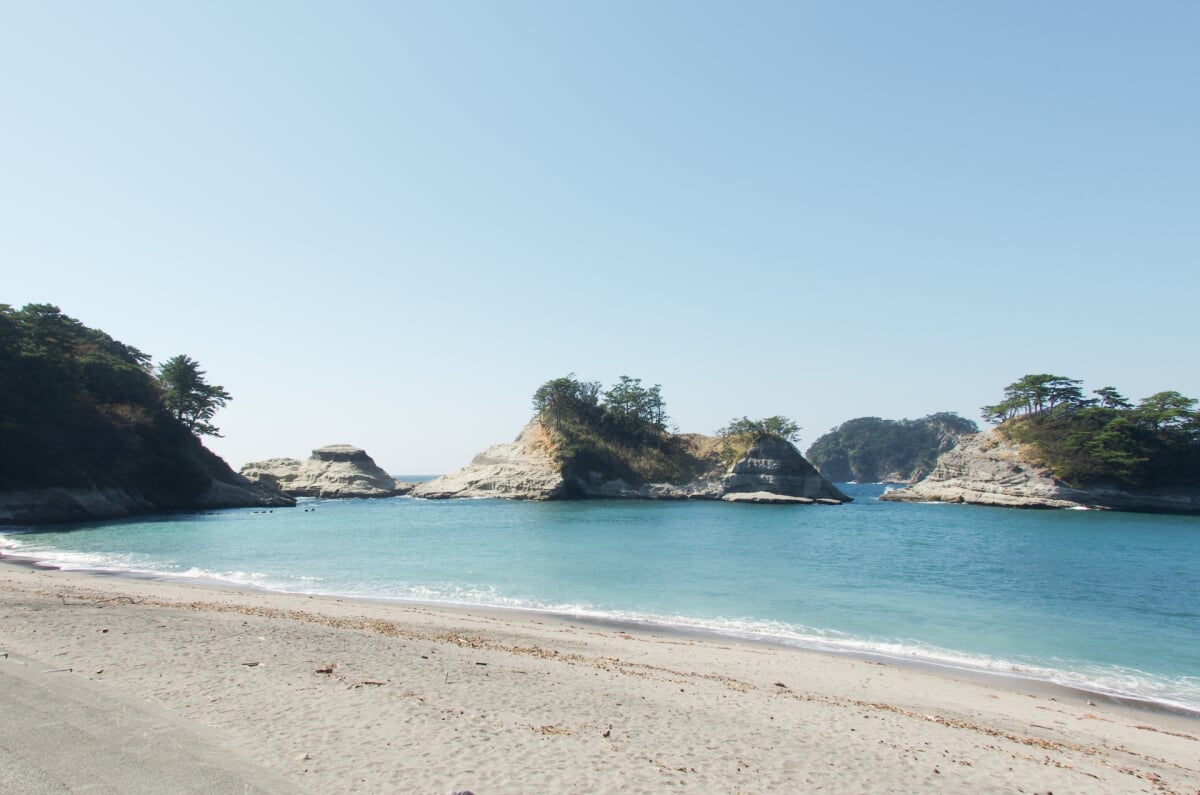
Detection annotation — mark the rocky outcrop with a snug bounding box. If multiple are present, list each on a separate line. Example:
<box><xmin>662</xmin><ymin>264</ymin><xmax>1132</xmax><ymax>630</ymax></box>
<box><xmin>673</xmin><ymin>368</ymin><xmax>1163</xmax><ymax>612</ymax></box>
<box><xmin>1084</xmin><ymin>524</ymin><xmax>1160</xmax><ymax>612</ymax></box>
<box><xmin>412</xmin><ymin>424</ymin><xmax>566</xmax><ymax>500</ymax></box>
<box><xmin>572</xmin><ymin>477</ymin><xmax>724</xmax><ymax>500</ymax></box>
<box><xmin>239</xmin><ymin>458</ymin><xmax>303</xmax><ymax>492</ymax></box>
<box><xmin>880</xmin><ymin>430</ymin><xmax>1200</xmax><ymax>513</ymax></box>
<box><xmin>241</xmin><ymin>445</ymin><xmax>408</xmax><ymax>499</ymax></box>
<box><xmin>0</xmin><ymin>469</ymin><xmax>293</xmax><ymax>526</ymax></box>
<box><xmin>879</xmin><ymin>431</ymin><xmax>1078</xmax><ymax>508</ymax></box>
<box><xmin>414</xmin><ymin>422</ymin><xmax>849</xmax><ymax>504</ymax></box>
<box><xmin>722</xmin><ymin>491</ymin><xmax>815</xmax><ymax>504</ymax></box>
<box><xmin>722</xmin><ymin>437</ymin><xmax>849</xmax><ymax>501</ymax></box>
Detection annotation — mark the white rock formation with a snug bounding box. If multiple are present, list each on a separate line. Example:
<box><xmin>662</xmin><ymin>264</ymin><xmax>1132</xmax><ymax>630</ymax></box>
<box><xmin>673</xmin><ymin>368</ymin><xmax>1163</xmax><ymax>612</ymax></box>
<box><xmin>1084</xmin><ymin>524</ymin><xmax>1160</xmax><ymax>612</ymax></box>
<box><xmin>411</xmin><ymin>424</ymin><xmax>566</xmax><ymax>500</ymax></box>
<box><xmin>721</xmin><ymin>491</ymin><xmax>814</xmax><ymax>504</ymax></box>
<box><xmin>880</xmin><ymin>430</ymin><xmax>1200</xmax><ymax>513</ymax></box>
<box><xmin>880</xmin><ymin>431</ymin><xmax>1079</xmax><ymax>508</ymax></box>
<box><xmin>241</xmin><ymin>445</ymin><xmax>403</xmax><ymax>499</ymax></box>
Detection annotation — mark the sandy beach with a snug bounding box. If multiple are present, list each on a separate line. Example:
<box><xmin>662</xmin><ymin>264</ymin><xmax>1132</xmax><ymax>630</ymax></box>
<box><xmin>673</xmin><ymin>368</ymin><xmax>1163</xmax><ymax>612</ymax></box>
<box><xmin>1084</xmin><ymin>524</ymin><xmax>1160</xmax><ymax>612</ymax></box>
<box><xmin>1</xmin><ymin>559</ymin><xmax>1197</xmax><ymax>794</ymax></box>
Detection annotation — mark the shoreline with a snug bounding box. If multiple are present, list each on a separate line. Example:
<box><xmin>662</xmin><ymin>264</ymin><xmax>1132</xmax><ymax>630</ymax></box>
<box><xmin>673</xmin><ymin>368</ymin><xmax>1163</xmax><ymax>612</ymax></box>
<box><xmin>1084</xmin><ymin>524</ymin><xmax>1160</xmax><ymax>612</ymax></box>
<box><xmin>4</xmin><ymin>549</ymin><xmax>1197</xmax><ymax>721</ymax></box>
<box><xmin>2</xmin><ymin>559</ymin><xmax>1199</xmax><ymax>792</ymax></box>
<box><xmin>551</xmin><ymin>607</ymin><xmax>1200</xmax><ymax>722</ymax></box>
<box><xmin>4</xmin><ymin>549</ymin><xmax>1199</xmax><ymax>722</ymax></box>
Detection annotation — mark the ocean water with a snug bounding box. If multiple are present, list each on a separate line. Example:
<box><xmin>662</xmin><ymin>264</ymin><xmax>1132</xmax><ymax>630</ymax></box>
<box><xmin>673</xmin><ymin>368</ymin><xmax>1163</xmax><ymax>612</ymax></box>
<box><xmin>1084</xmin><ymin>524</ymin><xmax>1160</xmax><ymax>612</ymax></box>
<box><xmin>2</xmin><ymin>483</ymin><xmax>1198</xmax><ymax>713</ymax></box>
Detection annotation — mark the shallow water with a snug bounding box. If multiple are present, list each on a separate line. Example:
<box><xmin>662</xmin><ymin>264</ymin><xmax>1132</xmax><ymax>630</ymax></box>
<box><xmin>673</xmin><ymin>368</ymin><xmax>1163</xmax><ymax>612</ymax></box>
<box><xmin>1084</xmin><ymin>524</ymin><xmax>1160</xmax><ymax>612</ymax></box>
<box><xmin>3</xmin><ymin>483</ymin><xmax>1198</xmax><ymax>711</ymax></box>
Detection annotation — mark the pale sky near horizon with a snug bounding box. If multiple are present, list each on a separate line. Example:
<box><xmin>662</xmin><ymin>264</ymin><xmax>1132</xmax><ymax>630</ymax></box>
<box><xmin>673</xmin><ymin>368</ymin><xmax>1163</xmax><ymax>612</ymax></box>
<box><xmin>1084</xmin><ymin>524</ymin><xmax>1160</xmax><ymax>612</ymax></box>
<box><xmin>3</xmin><ymin>2</ymin><xmax>1197</xmax><ymax>474</ymax></box>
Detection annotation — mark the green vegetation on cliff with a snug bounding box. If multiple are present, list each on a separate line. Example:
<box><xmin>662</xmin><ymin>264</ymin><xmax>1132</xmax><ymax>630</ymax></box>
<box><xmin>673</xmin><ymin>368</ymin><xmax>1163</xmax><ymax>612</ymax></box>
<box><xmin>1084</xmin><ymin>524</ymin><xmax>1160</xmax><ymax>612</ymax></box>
<box><xmin>716</xmin><ymin>415</ymin><xmax>802</xmax><ymax>465</ymax></box>
<box><xmin>0</xmin><ymin>303</ymin><xmax>244</xmax><ymax>502</ymax></box>
<box><xmin>530</xmin><ymin>376</ymin><xmax>812</xmax><ymax>489</ymax></box>
<box><xmin>158</xmin><ymin>354</ymin><xmax>232</xmax><ymax>437</ymax></box>
<box><xmin>983</xmin><ymin>374</ymin><xmax>1200</xmax><ymax>489</ymax></box>
<box><xmin>531</xmin><ymin>374</ymin><xmax>719</xmax><ymax>487</ymax></box>
<box><xmin>805</xmin><ymin>413</ymin><xmax>978</xmax><ymax>483</ymax></box>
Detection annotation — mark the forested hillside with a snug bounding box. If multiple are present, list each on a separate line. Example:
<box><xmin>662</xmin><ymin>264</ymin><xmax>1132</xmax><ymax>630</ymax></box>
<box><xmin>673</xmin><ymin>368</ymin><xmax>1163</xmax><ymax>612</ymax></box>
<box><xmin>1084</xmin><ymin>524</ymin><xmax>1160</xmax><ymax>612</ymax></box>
<box><xmin>805</xmin><ymin>414</ymin><xmax>978</xmax><ymax>483</ymax></box>
<box><xmin>0</xmin><ymin>303</ymin><xmax>289</xmax><ymax>521</ymax></box>
<box><xmin>530</xmin><ymin>374</ymin><xmax>810</xmax><ymax>490</ymax></box>
<box><xmin>983</xmin><ymin>374</ymin><xmax>1200</xmax><ymax>489</ymax></box>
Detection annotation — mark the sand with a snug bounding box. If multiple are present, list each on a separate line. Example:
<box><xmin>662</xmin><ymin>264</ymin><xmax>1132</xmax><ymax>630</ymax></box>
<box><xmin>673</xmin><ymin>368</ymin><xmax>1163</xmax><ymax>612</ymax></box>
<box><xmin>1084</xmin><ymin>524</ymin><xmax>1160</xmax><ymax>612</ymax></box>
<box><xmin>1</xmin><ymin>559</ymin><xmax>1197</xmax><ymax>794</ymax></box>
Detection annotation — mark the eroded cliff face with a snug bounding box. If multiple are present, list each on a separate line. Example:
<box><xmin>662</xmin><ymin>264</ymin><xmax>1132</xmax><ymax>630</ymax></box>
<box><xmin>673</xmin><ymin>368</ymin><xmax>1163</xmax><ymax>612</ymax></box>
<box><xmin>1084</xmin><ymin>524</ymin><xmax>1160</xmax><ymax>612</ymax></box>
<box><xmin>411</xmin><ymin>424</ymin><xmax>566</xmax><ymax>500</ymax></box>
<box><xmin>241</xmin><ymin>445</ymin><xmax>406</xmax><ymax>499</ymax></box>
<box><xmin>879</xmin><ymin>431</ymin><xmax>1080</xmax><ymax>508</ymax></box>
<box><xmin>238</xmin><ymin>458</ymin><xmax>303</xmax><ymax>492</ymax></box>
<box><xmin>571</xmin><ymin>475</ymin><xmax>724</xmax><ymax>500</ymax></box>
<box><xmin>880</xmin><ymin>430</ymin><xmax>1200</xmax><ymax>514</ymax></box>
<box><xmin>413</xmin><ymin>422</ymin><xmax>849</xmax><ymax>503</ymax></box>
<box><xmin>722</xmin><ymin>437</ymin><xmax>849</xmax><ymax>502</ymax></box>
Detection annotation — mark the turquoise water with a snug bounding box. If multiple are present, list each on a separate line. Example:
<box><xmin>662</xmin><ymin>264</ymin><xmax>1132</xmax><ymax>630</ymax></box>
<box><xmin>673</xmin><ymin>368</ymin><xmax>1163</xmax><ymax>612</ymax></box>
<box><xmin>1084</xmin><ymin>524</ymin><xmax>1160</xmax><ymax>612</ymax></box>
<box><xmin>3</xmin><ymin>483</ymin><xmax>1198</xmax><ymax>712</ymax></box>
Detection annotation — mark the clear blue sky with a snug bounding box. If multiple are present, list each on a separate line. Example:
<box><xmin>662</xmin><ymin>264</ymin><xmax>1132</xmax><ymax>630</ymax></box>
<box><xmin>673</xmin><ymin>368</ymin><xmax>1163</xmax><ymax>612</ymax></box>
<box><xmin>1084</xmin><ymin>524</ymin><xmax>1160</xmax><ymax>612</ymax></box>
<box><xmin>4</xmin><ymin>2</ymin><xmax>1197</xmax><ymax>474</ymax></box>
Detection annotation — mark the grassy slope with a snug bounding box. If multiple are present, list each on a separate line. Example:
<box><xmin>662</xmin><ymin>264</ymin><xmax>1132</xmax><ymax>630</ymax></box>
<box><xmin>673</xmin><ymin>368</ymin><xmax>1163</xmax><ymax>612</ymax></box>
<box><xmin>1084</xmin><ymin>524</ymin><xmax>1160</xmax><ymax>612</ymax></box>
<box><xmin>539</xmin><ymin>416</ymin><xmax>725</xmax><ymax>490</ymax></box>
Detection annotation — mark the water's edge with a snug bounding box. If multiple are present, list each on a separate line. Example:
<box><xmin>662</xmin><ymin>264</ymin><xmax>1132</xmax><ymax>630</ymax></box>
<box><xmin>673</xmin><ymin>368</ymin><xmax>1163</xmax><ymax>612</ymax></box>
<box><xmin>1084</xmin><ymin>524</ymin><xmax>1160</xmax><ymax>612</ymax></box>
<box><xmin>4</xmin><ymin>548</ymin><xmax>1197</xmax><ymax>723</ymax></box>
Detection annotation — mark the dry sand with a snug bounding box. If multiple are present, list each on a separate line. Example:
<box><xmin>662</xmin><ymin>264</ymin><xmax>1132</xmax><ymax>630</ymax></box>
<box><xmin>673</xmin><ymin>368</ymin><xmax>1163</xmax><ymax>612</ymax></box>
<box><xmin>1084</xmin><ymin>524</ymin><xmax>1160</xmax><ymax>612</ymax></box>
<box><xmin>1</xmin><ymin>559</ymin><xmax>1197</xmax><ymax>794</ymax></box>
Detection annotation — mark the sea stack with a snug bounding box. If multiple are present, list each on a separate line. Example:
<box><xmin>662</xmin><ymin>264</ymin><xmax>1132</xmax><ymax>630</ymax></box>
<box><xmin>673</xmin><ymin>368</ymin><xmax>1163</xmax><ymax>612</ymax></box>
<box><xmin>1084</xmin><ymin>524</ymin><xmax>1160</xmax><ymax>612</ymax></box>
<box><xmin>241</xmin><ymin>445</ymin><xmax>408</xmax><ymax>499</ymax></box>
<box><xmin>722</xmin><ymin>436</ymin><xmax>849</xmax><ymax>502</ymax></box>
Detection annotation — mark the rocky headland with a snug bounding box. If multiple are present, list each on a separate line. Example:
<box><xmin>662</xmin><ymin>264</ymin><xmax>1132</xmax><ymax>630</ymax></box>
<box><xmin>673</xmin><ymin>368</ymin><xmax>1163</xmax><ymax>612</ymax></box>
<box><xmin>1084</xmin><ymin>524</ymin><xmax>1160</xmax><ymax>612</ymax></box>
<box><xmin>0</xmin><ymin>304</ymin><xmax>295</xmax><ymax>526</ymax></box>
<box><xmin>413</xmin><ymin>421</ymin><xmax>849</xmax><ymax>504</ymax></box>
<box><xmin>241</xmin><ymin>445</ymin><xmax>413</xmax><ymax>499</ymax></box>
<box><xmin>880</xmin><ymin>430</ymin><xmax>1200</xmax><ymax>514</ymax></box>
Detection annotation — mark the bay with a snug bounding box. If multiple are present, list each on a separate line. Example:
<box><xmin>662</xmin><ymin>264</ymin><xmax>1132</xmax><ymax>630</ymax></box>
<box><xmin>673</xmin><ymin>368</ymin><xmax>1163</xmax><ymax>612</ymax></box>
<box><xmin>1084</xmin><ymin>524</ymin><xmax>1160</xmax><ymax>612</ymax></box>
<box><xmin>3</xmin><ymin>483</ymin><xmax>1198</xmax><ymax>712</ymax></box>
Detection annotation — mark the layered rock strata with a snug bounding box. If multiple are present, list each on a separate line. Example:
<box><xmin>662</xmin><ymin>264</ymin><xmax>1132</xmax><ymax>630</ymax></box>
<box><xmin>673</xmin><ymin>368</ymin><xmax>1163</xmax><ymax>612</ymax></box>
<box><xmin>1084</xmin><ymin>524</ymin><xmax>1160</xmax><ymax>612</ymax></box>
<box><xmin>241</xmin><ymin>445</ymin><xmax>408</xmax><ymax>499</ymax></box>
<box><xmin>722</xmin><ymin>437</ymin><xmax>848</xmax><ymax>501</ymax></box>
<box><xmin>411</xmin><ymin>425</ymin><xmax>566</xmax><ymax>500</ymax></box>
<box><xmin>880</xmin><ymin>430</ymin><xmax>1200</xmax><ymax>513</ymax></box>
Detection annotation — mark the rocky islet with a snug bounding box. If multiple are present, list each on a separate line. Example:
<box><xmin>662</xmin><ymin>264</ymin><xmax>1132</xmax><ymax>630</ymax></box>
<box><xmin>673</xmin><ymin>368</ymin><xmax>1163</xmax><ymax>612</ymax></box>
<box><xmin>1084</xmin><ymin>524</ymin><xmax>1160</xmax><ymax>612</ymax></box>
<box><xmin>413</xmin><ymin>421</ymin><xmax>849</xmax><ymax>504</ymax></box>
<box><xmin>241</xmin><ymin>445</ymin><xmax>413</xmax><ymax>499</ymax></box>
